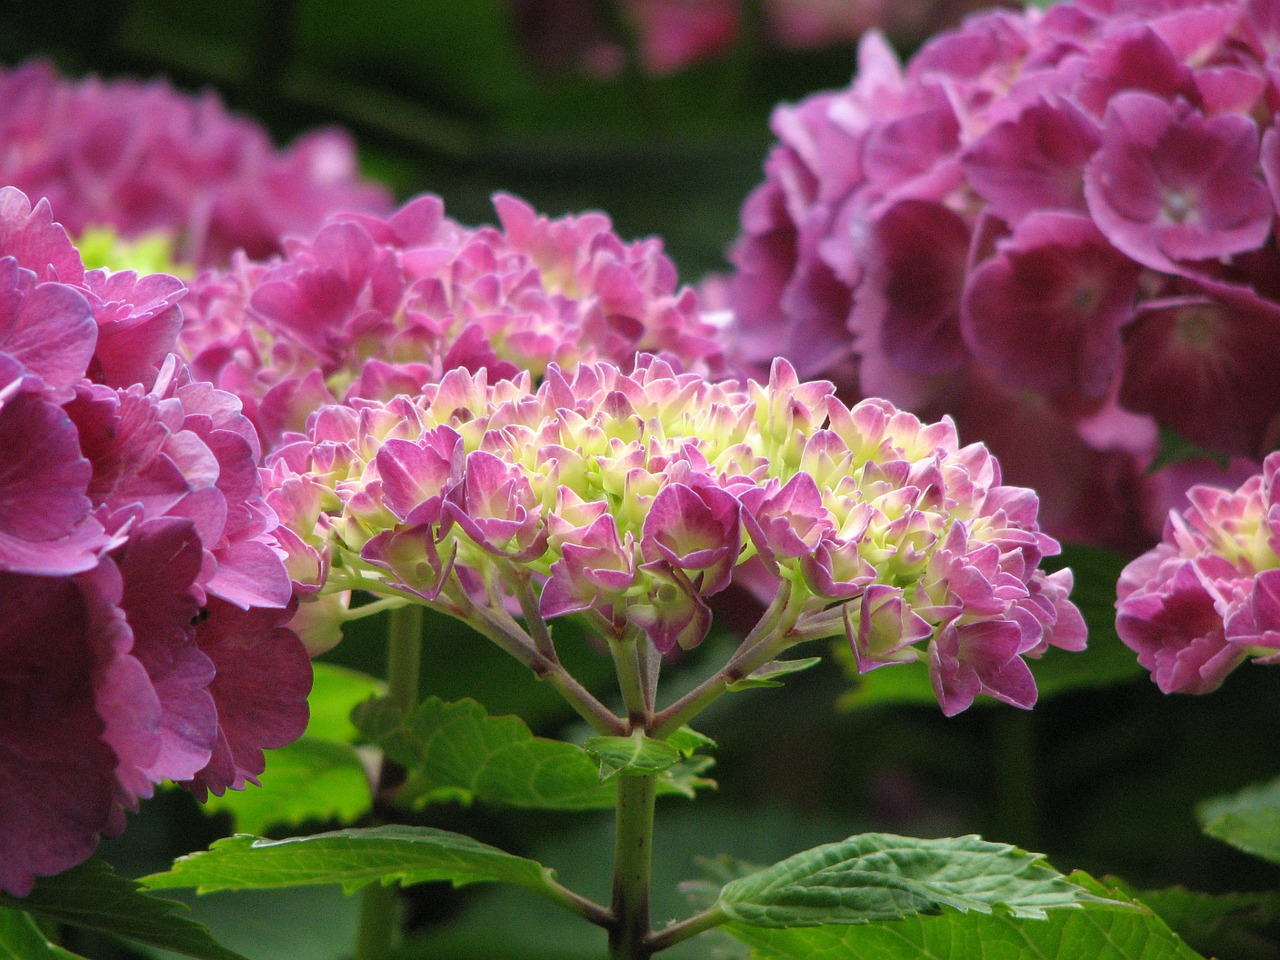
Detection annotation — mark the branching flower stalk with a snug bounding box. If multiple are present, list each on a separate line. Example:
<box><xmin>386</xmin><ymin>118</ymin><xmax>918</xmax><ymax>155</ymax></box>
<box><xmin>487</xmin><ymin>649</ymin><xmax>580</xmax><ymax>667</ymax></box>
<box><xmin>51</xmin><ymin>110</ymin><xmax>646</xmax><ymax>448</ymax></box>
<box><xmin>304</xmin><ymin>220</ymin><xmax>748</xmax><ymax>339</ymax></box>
<box><xmin>267</xmin><ymin>354</ymin><xmax>1086</xmax><ymax>957</ymax></box>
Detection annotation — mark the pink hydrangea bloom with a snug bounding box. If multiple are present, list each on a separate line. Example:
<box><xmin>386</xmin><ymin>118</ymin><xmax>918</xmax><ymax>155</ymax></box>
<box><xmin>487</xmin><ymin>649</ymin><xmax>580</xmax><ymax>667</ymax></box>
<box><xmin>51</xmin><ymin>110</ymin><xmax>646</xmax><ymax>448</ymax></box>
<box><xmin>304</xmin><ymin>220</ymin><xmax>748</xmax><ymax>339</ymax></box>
<box><xmin>268</xmin><ymin>356</ymin><xmax>1083</xmax><ymax>717</ymax></box>
<box><xmin>1117</xmin><ymin>451</ymin><xmax>1280</xmax><ymax>694</ymax></box>
<box><xmin>178</xmin><ymin>192</ymin><xmax>726</xmax><ymax>449</ymax></box>
<box><xmin>0</xmin><ymin>60</ymin><xmax>391</xmax><ymax>268</ymax></box>
<box><xmin>726</xmin><ymin>0</ymin><xmax>1280</xmax><ymax>550</ymax></box>
<box><xmin>0</xmin><ymin>188</ymin><xmax>308</xmax><ymax>895</ymax></box>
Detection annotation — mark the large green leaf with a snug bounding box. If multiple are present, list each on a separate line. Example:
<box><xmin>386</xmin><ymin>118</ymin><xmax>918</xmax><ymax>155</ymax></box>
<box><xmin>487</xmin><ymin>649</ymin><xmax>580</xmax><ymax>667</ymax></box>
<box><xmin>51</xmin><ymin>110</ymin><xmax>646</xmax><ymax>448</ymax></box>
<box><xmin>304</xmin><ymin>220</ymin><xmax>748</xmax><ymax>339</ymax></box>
<box><xmin>1125</xmin><ymin>885</ymin><xmax>1280</xmax><ymax>960</ymax></box>
<box><xmin>716</xmin><ymin>834</ymin><xmax>1102</xmax><ymax>928</ymax></box>
<box><xmin>354</xmin><ymin>696</ymin><xmax>713</xmax><ymax>810</ymax></box>
<box><xmin>202</xmin><ymin>738</ymin><xmax>371</xmax><ymax>834</ymax></box>
<box><xmin>0</xmin><ymin>908</ymin><xmax>83</xmax><ymax>960</ymax></box>
<box><xmin>142</xmin><ymin>826</ymin><xmax>554</xmax><ymax>898</ymax></box>
<box><xmin>0</xmin><ymin>860</ymin><xmax>246</xmax><ymax>960</ymax></box>
<box><xmin>723</xmin><ymin>873</ymin><xmax>1202</xmax><ymax>959</ymax></box>
<box><xmin>1198</xmin><ymin>775</ymin><xmax>1280</xmax><ymax>865</ymax></box>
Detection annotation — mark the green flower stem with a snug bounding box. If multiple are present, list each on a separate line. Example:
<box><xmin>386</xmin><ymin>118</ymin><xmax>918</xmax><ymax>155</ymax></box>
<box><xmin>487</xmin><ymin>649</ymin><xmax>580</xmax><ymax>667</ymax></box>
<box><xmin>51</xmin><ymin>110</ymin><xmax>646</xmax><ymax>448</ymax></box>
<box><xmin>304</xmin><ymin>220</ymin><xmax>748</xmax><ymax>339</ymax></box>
<box><xmin>503</xmin><ymin>562</ymin><xmax>558</xmax><ymax>661</ymax></box>
<box><xmin>356</xmin><ymin>604</ymin><xmax>424</xmax><ymax>960</ymax></box>
<box><xmin>386</xmin><ymin>604</ymin><xmax>423</xmax><ymax>711</ymax></box>
<box><xmin>449</xmin><ymin>585</ymin><xmax>628</xmax><ymax>736</ymax></box>
<box><xmin>341</xmin><ymin>596</ymin><xmax>409</xmax><ymax>622</ymax></box>
<box><xmin>650</xmin><ymin>583</ymin><xmax>808</xmax><ymax>739</ymax></box>
<box><xmin>644</xmin><ymin>904</ymin><xmax>730</xmax><ymax>953</ymax></box>
<box><xmin>539</xmin><ymin>876</ymin><xmax>615</xmax><ymax>929</ymax></box>
<box><xmin>612</xmin><ymin>628</ymin><xmax>651</xmax><ymax>729</ymax></box>
<box><xmin>608</xmin><ymin>771</ymin><xmax>659</xmax><ymax>960</ymax></box>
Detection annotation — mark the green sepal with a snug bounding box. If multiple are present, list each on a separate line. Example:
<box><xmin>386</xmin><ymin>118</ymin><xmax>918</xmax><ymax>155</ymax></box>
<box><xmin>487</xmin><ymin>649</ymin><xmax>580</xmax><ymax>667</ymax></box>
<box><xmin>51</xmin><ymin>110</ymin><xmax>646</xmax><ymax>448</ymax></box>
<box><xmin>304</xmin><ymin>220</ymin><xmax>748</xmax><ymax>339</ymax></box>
<box><xmin>584</xmin><ymin>732</ymin><xmax>682</xmax><ymax>781</ymax></box>
<box><xmin>727</xmin><ymin>657</ymin><xmax>823</xmax><ymax>691</ymax></box>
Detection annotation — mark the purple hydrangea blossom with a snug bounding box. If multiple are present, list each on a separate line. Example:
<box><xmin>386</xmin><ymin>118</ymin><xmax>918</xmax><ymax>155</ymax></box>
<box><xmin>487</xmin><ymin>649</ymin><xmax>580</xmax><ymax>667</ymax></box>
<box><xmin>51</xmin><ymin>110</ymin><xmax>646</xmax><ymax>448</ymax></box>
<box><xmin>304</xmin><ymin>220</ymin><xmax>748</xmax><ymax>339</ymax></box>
<box><xmin>725</xmin><ymin>0</ymin><xmax>1280</xmax><ymax>551</ymax></box>
<box><xmin>0</xmin><ymin>60</ymin><xmax>391</xmax><ymax>268</ymax></box>
<box><xmin>178</xmin><ymin>193</ymin><xmax>726</xmax><ymax>449</ymax></box>
<box><xmin>0</xmin><ymin>188</ymin><xmax>309</xmax><ymax>896</ymax></box>
<box><xmin>1117</xmin><ymin>451</ymin><xmax>1280</xmax><ymax>694</ymax></box>
<box><xmin>268</xmin><ymin>356</ymin><xmax>1084</xmax><ymax>718</ymax></box>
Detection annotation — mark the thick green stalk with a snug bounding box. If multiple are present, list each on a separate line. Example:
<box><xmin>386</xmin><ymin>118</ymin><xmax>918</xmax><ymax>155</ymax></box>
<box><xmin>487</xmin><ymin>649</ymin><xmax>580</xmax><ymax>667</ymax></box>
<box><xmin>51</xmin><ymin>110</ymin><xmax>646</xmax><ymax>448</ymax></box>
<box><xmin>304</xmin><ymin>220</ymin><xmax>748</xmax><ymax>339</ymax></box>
<box><xmin>608</xmin><ymin>771</ymin><xmax>659</xmax><ymax>960</ymax></box>
<box><xmin>355</xmin><ymin>604</ymin><xmax>423</xmax><ymax>960</ymax></box>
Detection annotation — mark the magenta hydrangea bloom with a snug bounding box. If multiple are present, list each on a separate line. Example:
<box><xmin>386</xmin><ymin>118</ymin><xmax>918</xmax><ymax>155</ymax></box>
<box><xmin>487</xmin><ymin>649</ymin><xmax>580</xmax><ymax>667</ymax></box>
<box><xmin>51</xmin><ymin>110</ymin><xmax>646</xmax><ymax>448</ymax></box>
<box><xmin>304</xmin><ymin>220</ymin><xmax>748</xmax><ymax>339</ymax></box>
<box><xmin>0</xmin><ymin>60</ymin><xmax>391</xmax><ymax>268</ymax></box>
<box><xmin>726</xmin><ymin>0</ymin><xmax>1280</xmax><ymax>550</ymax></box>
<box><xmin>0</xmin><ymin>188</ymin><xmax>308</xmax><ymax>895</ymax></box>
<box><xmin>178</xmin><ymin>192</ymin><xmax>726</xmax><ymax>448</ymax></box>
<box><xmin>268</xmin><ymin>356</ymin><xmax>1083</xmax><ymax>717</ymax></box>
<box><xmin>1117</xmin><ymin>451</ymin><xmax>1280</xmax><ymax>694</ymax></box>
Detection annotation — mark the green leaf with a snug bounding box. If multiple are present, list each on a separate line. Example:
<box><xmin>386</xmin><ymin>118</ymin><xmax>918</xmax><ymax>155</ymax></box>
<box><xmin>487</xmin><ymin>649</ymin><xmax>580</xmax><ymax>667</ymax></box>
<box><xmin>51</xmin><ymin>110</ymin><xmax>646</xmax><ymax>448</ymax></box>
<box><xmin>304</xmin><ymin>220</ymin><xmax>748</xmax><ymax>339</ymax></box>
<box><xmin>202</xmin><ymin>738</ymin><xmax>371</xmax><ymax>834</ymax></box>
<box><xmin>306</xmin><ymin>663</ymin><xmax>385</xmax><ymax>743</ymax></box>
<box><xmin>723</xmin><ymin>872</ymin><xmax>1202</xmax><ymax>959</ymax></box>
<box><xmin>1148</xmin><ymin>427</ymin><xmax>1230</xmax><ymax>474</ymax></box>
<box><xmin>142</xmin><ymin>826</ymin><xmax>555</xmax><ymax>898</ymax></box>
<box><xmin>0</xmin><ymin>908</ymin><xmax>84</xmax><ymax>960</ymax></box>
<box><xmin>0</xmin><ymin>860</ymin><xmax>247</xmax><ymax>960</ymax></box>
<box><xmin>584</xmin><ymin>733</ymin><xmax>682</xmax><ymax>781</ymax></box>
<box><xmin>716</xmin><ymin>834</ymin><xmax>1105</xmax><ymax>928</ymax></box>
<box><xmin>1123</xmin><ymin>885</ymin><xmax>1280</xmax><ymax>960</ymax></box>
<box><xmin>666</xmin><ymin>726</ymin><xmax>717</xmax><ymax>757</ymax></box>
<box><xmin>354</xmin><ymin>696</ymin><xmax>712</xmax><ymax>810</ymax></box>
<box><xmin>1198</xmin><ymin>775</ymin><xmax>1280</xmax><ymax>864</ymax></box>
<box><xmin>199</xmin><ymin>663</ymin><xmax>381</xmax><ymax>832</ymax></box>
<box><xmin>727</xmin><ymin>658</ymin><xmax>823</xmax><ymax>691</ymax></box>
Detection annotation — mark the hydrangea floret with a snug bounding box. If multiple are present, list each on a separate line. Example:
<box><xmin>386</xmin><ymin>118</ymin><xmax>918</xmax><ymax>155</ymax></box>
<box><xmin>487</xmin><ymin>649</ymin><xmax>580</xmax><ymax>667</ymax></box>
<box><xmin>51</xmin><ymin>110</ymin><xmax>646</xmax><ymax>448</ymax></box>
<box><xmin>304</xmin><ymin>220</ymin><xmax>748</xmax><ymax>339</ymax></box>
<box><xmin>725</xmin><ymin>0</ymin><xmax>1280</xmax><ymax>550</ymax></box>
<box><xmin>1117</xmin><ymin>451</ymin><xmax>1280</xmax><ymax>694</ymax></box>
<box><xmin>268</xmin><ymin>355</ymin><xmax>1084</xmax><ymax>731</ymax></box>
<box><xmin>178</xmin><ymin>192</ymin><xmax>726</xmax><ymax>448</ymax></box>
<box><xmin>0</xmin><ymin>187</ymin><xmax>310</xmax><ymax>897</ymax></box>
<box><xmin>0</xmin><ymin>59</ymin><xmax>391</xmax><ymax>268</ymax></box>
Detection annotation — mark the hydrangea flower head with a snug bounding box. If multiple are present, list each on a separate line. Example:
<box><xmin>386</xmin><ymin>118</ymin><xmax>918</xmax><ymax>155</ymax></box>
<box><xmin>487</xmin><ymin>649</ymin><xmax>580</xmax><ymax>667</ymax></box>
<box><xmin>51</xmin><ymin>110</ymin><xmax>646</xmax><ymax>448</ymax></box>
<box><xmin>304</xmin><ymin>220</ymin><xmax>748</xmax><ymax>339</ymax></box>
<box><xmin>179</xmin><ymin>193</ymin><xmax>726</xmax><ymax>448</ymax></box>
<box><xmin>0</xmin><ymin>188</ymin><xmax>309</xmax><ymax>896</ymax></box>
<box><xmin>0</xmin><ymin>60</ymin><xmax>391</xmax><ymax>268</ymax></box>
<box><xmin>727</xmin><ymin>0</ymin><xmax>1280</xmax><ymax>549</ymax></box>
<box><xmin>1117</xmin><ymin>452</ymin><xmax>1280</xmax><ymax>694</ymax></box>
<box><xmin>270</xmin><ymin>357</ymin><xmax>1084</xmax><ymax>718</ymax></box>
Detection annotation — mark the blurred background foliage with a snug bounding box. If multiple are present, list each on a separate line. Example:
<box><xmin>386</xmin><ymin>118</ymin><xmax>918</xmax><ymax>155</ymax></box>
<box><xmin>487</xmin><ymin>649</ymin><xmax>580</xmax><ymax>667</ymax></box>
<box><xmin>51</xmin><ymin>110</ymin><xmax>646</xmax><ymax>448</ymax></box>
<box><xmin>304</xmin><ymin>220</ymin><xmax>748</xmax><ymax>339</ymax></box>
<box><xmin>4</xmin><ymin>1</ymin><xmax>1280</xmax><ymax>958</ymax></box>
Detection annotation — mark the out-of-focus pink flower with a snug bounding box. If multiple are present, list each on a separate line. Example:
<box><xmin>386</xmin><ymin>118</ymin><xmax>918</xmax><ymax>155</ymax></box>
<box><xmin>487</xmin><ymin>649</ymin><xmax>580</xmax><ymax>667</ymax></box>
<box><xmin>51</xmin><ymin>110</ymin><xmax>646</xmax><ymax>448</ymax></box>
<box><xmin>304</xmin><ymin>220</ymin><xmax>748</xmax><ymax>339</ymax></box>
<box><xmin>628</xmin><ymin>0</ymin><xmax>740</xmax><ymax>74</ymax></box>
<box><xmin>726</xmin><ymin>0</ymin><xmax>1280</xmax><ymax>550</ymax></box>
<box><xmin>0</xmin><ymin>187</ymin><xmax>308</xmax><ymax>895</ymax></box>
<box><xmin>1117</xmin><ymin>451</ymin><xmax>1280</xmax><ymax>694</ymax></box>
<box><xmin>0</xmin><ymin>60</ymin><xmax>391</xmax><ymax>268</ymax></box>
<box><xmin>270</xmin><ymin>356</ymin><xmax>1083</xmax><ymax>713</ymax></box>
<box><xmin>179</xmin><ymin>192</ymin><xmax>726</xmax><ymax>450</ymax></box>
